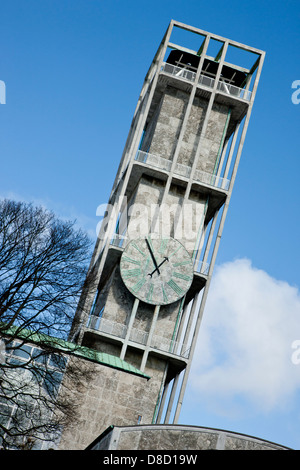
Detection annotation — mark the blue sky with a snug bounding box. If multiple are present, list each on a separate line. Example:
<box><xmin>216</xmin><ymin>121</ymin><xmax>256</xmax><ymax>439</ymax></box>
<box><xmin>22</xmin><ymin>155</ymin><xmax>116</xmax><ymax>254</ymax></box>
<box><xmin>1</xmin><ymin>0</ymin><xmax>299</xmax><ymax>450</ymax></box>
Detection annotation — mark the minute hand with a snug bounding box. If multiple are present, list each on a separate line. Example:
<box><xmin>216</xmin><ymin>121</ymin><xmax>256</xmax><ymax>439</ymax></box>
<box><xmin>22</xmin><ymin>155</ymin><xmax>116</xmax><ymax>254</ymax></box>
<box><xmin>145</xmin><ymin>238</ymin><xmax>160</xmax><ymax>275</ymax></box>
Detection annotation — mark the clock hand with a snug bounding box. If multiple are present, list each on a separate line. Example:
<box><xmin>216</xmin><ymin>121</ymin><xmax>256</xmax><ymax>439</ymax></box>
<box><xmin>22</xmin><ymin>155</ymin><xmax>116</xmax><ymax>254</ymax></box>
<box><xmin>148</xmin><ymin>257</ymin><xmax>169</xmax><ymax>277</ymax></box>
<box><xmin>145</xmin><ymin>237</ymin><xmax>160</xmax><ymax>275</ymax></box>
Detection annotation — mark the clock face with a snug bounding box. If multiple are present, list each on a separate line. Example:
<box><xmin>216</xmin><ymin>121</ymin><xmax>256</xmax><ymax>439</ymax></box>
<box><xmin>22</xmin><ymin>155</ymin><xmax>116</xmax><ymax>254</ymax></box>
<box><xmin>120</xmin><ymin>236</ymin><xmax>193</xmax><ymax>305</ymax></box>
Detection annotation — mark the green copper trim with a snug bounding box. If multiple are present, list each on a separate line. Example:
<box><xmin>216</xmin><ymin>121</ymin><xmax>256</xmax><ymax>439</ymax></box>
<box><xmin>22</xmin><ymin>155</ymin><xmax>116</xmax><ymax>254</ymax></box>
<box><xmin>1</xmin><ymin>324</ymin><xmax>150</xmax><ymax>379</ymax></box>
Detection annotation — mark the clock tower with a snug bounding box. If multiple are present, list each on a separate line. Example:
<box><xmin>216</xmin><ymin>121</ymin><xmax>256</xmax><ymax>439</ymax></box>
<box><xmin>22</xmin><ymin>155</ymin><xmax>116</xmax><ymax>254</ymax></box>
<box><xmin>68</xmin><ymin>20</ymin><xmax>264</xmax><ymax>434</ymax></box>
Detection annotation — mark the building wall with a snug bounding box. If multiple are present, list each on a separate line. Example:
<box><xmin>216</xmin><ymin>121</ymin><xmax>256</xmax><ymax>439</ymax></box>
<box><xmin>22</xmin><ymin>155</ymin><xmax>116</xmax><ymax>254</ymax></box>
<box><xmin>87</xmin><ymin>424</ymin><xmax>291</xmax><ymax>451</ymax></box>
<box><xmin>141</xmin><ymin>86</ymin><xmax>230</xmax><ymax>175</ymax></box>
<box><xmin>58</xmin><ymin>357</ymin><xmax>165</xmax><ymax>450</ymax></box>
<box><xmin>124</xmin><ymin>175</ymin><xmax>207</xmax><ymax>254</ymax></box>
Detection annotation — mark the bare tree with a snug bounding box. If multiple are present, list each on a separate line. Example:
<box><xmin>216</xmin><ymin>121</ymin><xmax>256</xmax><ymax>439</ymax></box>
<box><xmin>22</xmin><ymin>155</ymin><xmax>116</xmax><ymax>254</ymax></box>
<box><xmin>0</xmin><ymin>199</ymin><xmax>95</xmax><ymax>449</ymax></box>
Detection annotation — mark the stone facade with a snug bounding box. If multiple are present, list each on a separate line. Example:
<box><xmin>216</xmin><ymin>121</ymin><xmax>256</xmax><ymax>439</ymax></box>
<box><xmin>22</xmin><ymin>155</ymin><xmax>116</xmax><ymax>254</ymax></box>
<box><xmin>141</xmin><ymin>86</ymin><xmax>230</xmax><ymax>175</ymax></box>
<box><xmin>124</xmin><ymin>175</ymin><xmax>207</xmax><ymax>254</ymax></box>
<box><xmin>87</xmin><ymin>425</ymin><xmax>291</xmax><ymax>451</ymax></box>
<box><xmin>58</xmin><ymin>357</ymin><xmax>165</xmax><ymax>450</ymax></box>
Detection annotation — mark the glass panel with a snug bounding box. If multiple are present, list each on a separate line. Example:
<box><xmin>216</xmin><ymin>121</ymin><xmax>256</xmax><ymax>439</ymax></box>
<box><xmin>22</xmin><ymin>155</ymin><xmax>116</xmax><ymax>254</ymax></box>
<box><xmin>12</xmin><ymin>344</ymin><xmax>32</xmax><ymax>361</ymax></box>
<box><xmin>32</xmin><ymin>348</ymin><xmax>47</xmax><ymax>365</ymax></box>
<box><xmin>49</xmin><ymin>353</ymin><xmax>67</xmax><ymax>369</ymax></box>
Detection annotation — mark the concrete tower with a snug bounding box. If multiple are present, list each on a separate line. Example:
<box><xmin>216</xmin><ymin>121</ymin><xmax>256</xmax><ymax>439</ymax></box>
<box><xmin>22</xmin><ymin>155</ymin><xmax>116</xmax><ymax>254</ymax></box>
<box><xmin>64</xmin><ymin>21</ymin><xmax>265</xmax><ymax>448</ymax></box>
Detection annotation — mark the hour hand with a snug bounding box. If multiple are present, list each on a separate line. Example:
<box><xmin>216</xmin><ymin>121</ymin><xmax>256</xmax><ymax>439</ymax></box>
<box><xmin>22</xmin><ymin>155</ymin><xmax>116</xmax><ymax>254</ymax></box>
<box><xmin>148</xmin><ymin>257</ymin><xmax>169</xmax><ymax>278</ymax></box>
<box><xmin>145</xmin><ymin>237</ymin><xmax>160</xmax><ymax>275</ymax></box>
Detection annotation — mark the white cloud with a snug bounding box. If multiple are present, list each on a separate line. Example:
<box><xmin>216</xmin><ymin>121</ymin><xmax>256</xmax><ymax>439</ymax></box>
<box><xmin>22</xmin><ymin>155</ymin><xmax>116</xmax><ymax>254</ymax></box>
<box><xmin>190</xmin><ymin>258</ymin><xmax>300</xmax><ymax>417</ymax></box>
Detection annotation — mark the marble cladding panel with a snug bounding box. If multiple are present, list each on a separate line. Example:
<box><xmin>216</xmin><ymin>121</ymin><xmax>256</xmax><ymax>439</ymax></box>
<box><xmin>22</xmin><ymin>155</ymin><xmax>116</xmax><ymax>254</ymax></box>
<box><xmin>58</xmin><ymin>357</ymin><xmax>166</xmax><ymax>450</ymax></box>
<box><xmin>140</xmin><ymin>86</ymin><xmax>230</xmax><ymax>175</ymax></box>
<box><xmin>92</xmin><ymin>425</ymin><xmax>289</xmax><ymax>451</ymax></box>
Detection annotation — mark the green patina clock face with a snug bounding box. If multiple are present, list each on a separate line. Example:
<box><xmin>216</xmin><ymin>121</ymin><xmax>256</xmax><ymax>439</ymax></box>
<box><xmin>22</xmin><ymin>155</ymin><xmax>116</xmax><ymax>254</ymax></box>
<box><xmin>120</xmin><ymin>235</ymin><xmax>193</xmax><ymax>305</ymax></box>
